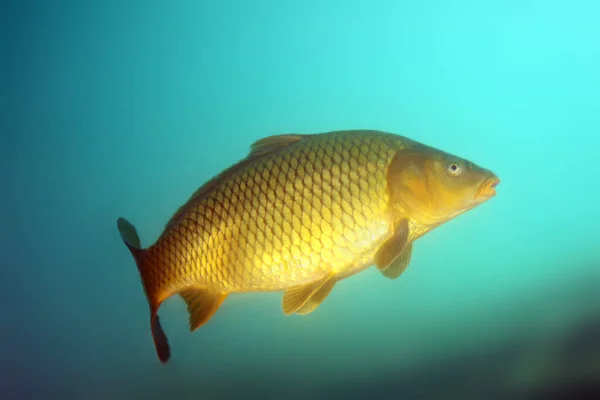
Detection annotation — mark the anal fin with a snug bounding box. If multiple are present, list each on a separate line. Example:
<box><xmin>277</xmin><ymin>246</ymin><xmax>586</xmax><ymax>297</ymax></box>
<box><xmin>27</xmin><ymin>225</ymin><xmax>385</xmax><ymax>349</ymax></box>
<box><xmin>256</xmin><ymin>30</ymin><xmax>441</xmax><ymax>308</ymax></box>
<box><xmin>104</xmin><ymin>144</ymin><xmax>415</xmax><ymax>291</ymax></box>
<box><xmin>282</xmin><ymin>275</ymin><xmax>335</xmax><ymax>315</ymax></box>
<box><xmin>179</xmin><ymin>287</ymin><xmax>228</xmax><ymax>331</ymax></box>
<box><xmin>379</xmin><ymin>242</ymin><xmax>413</xmax><ymax>280</ymax></box>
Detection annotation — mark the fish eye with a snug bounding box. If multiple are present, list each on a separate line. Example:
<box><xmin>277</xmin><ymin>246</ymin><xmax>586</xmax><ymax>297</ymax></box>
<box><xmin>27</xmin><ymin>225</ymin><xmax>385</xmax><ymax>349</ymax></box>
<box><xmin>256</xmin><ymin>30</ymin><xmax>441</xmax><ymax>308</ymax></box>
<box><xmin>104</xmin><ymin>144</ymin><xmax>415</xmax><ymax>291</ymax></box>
<box><xmin>447</xmin><ymin>163</ymin><xmax>461</xmax><ymax>176</ymax></box>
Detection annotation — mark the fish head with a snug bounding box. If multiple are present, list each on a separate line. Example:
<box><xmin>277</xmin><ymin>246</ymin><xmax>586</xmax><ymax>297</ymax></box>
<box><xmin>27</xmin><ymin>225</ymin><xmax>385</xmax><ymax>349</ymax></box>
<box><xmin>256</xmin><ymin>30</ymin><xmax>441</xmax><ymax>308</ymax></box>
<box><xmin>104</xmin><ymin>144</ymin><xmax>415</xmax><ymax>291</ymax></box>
<box><xmin>388</xmin><ymin>145</ymin><xmax>500</xmax><ymax>226</ymax></box>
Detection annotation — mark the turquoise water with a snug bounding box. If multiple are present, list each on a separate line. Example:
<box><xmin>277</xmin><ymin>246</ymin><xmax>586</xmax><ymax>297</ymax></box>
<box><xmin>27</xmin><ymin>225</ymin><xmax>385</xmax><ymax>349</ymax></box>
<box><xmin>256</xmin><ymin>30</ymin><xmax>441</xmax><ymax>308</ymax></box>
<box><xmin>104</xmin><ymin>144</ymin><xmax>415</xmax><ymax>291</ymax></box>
<box><xmin>6</xmin><ymin>0</ymin><xmax>600</xmax><ymax>398</ymax></box>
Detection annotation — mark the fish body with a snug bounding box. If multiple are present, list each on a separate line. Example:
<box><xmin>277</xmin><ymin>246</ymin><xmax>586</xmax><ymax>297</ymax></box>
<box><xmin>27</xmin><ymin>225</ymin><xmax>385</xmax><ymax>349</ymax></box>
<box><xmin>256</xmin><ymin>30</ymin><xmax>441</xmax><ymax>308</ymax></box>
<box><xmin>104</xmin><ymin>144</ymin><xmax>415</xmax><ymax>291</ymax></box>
<box><xmin>117</xmin><ymin>129</ymin><xmax>499</xmax><ymax>363</ymax></box>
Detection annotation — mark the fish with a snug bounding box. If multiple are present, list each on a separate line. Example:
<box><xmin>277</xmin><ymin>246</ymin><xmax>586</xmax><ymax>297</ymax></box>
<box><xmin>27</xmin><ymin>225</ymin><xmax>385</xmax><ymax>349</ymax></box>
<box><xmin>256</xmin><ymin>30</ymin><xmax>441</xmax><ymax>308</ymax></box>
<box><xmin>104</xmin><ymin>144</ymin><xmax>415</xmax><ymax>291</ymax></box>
<box><xmin>117</xmin><ymin>129</ymin><xmax>500</xmax><ymax>363</ymax></box>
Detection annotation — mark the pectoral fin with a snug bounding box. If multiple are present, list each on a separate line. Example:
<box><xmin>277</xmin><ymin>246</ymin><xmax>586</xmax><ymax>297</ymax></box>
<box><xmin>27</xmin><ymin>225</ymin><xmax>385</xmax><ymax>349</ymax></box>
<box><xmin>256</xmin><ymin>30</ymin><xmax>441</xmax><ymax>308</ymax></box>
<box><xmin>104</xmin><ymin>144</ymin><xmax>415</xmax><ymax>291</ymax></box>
<box><xmin>179</xmin><ymin>287</ymin><xmax>228</xmax><ymax>331</ymax></box>
<box><xmin>374</xmin><ymin>218</ymin><xmax>410</xmax><ymax>270</ymax></box>
<box><xmin>282</xmin><ymin>275</ymin><xmax>336</xmax><ymax>315</ymax></box>
<box><xmin>378</xmin><ymin>242</ymin><xmax>413</xmax><ymax>279</ymax></box>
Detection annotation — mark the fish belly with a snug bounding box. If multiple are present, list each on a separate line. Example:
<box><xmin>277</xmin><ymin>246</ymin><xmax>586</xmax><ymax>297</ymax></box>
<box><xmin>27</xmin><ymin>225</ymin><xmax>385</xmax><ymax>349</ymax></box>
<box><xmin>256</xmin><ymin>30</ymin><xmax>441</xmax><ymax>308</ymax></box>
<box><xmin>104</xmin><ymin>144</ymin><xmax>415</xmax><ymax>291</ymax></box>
<box><xmin>225</xmin><ymin>215</ymin><xmax>393</xmax><ymax>292</ymax></box>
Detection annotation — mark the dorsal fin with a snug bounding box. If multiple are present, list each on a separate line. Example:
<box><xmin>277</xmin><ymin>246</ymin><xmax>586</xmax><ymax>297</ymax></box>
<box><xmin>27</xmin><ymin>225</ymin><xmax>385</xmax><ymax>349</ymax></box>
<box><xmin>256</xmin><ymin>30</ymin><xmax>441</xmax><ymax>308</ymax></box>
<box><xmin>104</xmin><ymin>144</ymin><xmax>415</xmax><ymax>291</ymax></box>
<box><xmin>248</xmin><ymin>134</ymin><xmax>306</xmax><ymax>157</ymax></box>
<box><xmin>162</xmin><ymin>133</ymin><xmax>308</xmax><ymax>234</ymax></box>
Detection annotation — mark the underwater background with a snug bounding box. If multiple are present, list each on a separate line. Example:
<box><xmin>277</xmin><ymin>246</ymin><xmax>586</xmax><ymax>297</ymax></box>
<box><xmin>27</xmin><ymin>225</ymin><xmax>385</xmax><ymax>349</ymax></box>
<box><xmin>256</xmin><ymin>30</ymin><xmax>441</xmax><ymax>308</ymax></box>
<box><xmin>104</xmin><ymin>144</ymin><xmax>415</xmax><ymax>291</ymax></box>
<box><xmin>5</xmin><ymin>0</ymin><xmax>600</xmax><ymax>399</ymax></box>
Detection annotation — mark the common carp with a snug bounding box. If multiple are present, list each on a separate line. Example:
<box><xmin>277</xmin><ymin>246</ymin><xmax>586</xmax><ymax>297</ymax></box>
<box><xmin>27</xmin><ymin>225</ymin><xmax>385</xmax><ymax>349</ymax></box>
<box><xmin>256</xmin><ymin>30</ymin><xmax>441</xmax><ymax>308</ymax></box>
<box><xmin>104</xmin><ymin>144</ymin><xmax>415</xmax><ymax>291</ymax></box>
<box><xmin>117</xmin><ymin>129</ymin><xmax>499</xmax><ymax>363</ymax></box>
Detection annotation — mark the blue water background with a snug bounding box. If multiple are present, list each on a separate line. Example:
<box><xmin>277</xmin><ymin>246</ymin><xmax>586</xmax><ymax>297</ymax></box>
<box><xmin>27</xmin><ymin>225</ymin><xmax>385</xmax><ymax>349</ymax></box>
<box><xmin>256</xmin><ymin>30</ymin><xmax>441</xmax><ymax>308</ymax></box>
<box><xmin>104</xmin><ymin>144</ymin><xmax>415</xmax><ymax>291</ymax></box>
<box><xmin>5</xmin><ymin>0</ymin><xmax>600</xmax><ymax>398</ymax></box>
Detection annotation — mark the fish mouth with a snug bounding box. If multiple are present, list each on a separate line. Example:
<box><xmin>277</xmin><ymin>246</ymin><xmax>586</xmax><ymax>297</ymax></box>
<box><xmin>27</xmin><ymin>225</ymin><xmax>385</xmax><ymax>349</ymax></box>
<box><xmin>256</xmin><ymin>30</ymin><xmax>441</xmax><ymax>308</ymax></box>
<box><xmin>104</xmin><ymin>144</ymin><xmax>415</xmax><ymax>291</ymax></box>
<box><xmin>476</xmin><ymin>176</ymin><xmax>500</xmax><ymax>200</ymax></box>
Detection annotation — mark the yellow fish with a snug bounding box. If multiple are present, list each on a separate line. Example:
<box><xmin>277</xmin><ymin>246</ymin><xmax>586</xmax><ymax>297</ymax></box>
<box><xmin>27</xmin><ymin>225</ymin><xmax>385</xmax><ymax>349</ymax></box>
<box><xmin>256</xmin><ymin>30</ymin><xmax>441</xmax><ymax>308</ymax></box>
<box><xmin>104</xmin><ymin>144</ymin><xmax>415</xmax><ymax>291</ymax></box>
<box><xmin>117</xmin><ymin>129</ymin><xmax>499</xmax><ymax>363</ymax></box>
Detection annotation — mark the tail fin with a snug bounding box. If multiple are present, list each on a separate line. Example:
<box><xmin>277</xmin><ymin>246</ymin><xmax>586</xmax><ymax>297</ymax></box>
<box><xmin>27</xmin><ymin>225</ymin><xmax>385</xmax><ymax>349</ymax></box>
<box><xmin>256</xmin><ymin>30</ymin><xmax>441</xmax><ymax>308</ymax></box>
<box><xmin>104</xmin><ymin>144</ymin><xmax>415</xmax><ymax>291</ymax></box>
<box><xmin>117</xmin><ymin>217</ymin><xmax>171</xmax><ymax>364</ymax></box>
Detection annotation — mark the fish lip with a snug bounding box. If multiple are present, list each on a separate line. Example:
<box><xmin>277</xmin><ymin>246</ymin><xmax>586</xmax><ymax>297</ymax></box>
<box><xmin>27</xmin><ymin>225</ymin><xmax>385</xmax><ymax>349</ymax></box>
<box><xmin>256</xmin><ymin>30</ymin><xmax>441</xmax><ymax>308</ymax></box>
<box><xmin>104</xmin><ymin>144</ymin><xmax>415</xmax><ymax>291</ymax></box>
<box><xmin>476</xmin><ymin>176</ymin><xmax>500</xmax><ymax>199</ymax></box>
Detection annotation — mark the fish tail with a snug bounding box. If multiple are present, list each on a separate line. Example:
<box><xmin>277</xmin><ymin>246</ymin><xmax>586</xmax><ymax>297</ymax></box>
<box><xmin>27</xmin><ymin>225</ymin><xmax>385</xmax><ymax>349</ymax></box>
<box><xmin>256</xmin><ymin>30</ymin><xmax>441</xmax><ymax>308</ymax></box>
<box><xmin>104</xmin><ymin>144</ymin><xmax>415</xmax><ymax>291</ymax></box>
<box><xmin>117</xmin><ymin>217</ymin><xmax>171</xmax><ymax>364</ymax></box>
